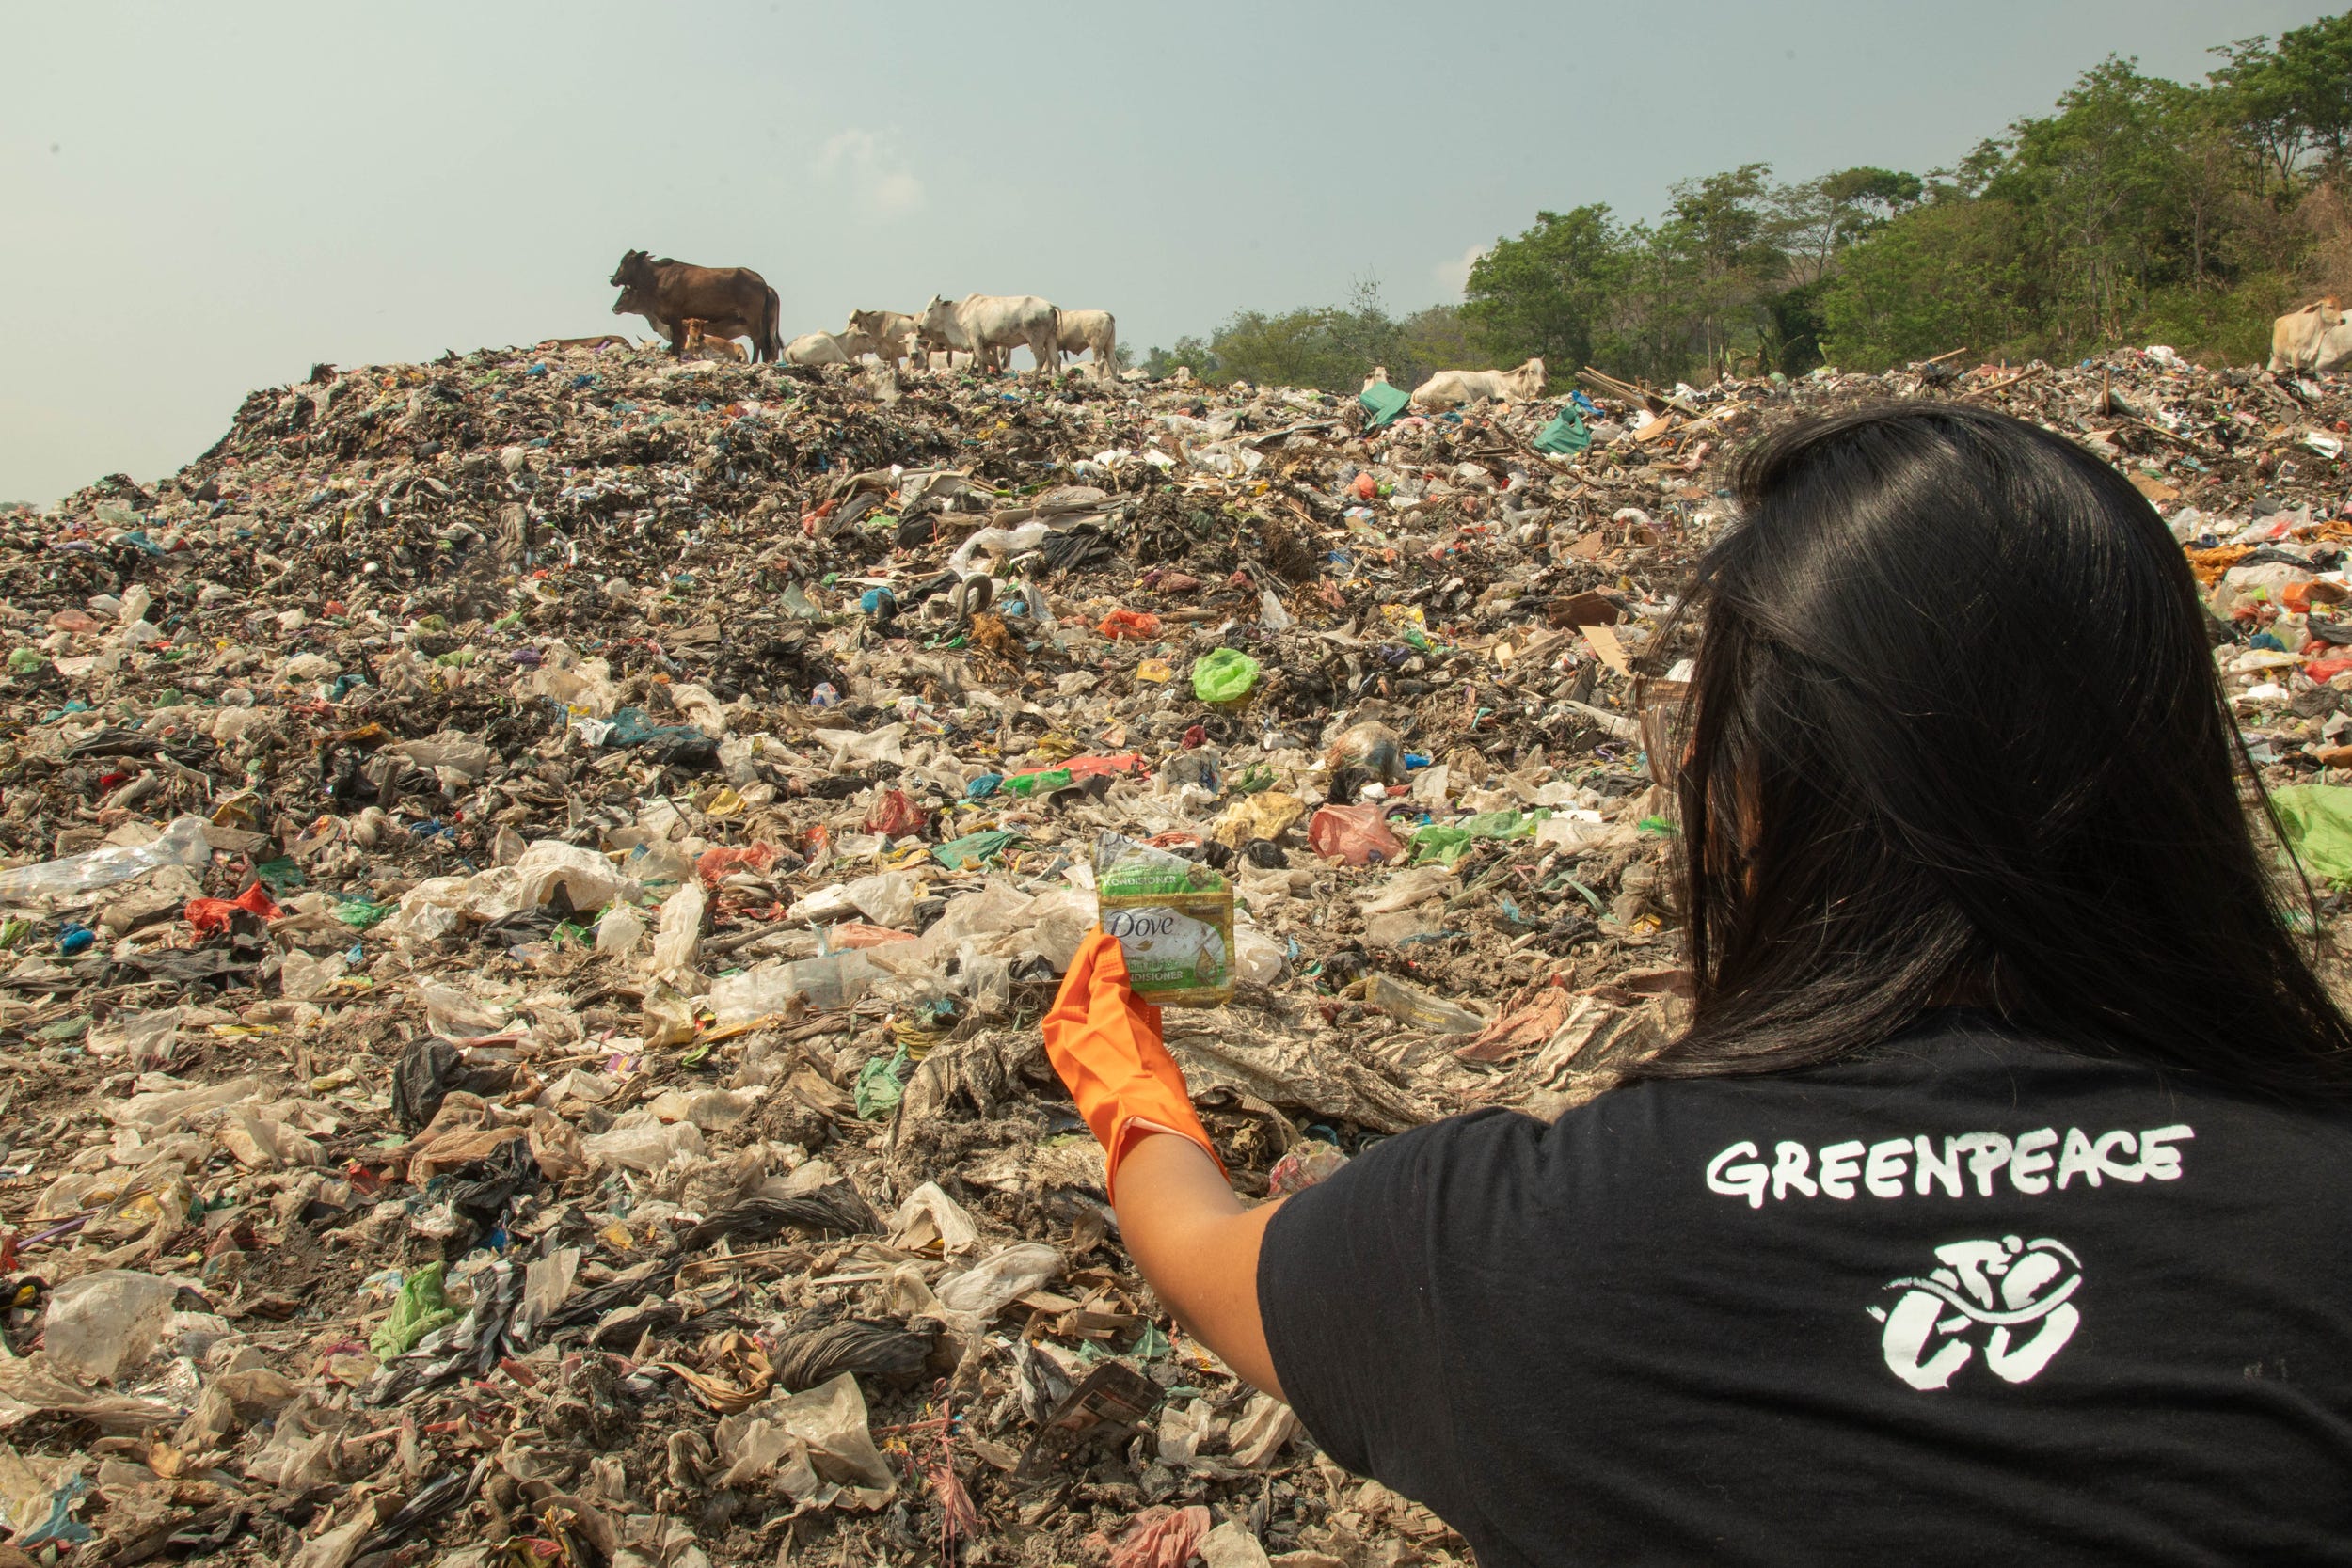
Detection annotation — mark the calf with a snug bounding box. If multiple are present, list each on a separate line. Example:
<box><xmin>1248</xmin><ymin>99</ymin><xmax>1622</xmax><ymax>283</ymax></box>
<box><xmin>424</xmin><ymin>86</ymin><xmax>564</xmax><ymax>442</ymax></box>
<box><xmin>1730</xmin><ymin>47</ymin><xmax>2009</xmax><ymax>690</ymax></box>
<box><xmin>682</xmin><ymin>320</ymin><xmax>748</xmax><ymax>362</ymax></box>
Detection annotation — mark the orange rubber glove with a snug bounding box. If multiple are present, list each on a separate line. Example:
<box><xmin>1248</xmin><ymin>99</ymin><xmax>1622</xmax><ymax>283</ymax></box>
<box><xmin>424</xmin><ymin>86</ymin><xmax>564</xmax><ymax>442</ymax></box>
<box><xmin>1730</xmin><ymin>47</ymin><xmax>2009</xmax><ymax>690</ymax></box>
<box><xmin>1043</xmin><ymin>928</ymin><xmax>1225</xmax><ymax>1202</ymax></box>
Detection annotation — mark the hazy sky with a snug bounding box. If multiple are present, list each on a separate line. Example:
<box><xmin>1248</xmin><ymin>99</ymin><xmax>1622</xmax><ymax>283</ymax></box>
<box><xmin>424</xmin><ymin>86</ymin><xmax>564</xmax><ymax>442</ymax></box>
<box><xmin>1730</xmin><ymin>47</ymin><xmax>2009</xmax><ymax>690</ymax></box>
<box><xmin>0</xmin><ymin>0</ymin><xmax>2325</xmax><ymax>504</ymax></box>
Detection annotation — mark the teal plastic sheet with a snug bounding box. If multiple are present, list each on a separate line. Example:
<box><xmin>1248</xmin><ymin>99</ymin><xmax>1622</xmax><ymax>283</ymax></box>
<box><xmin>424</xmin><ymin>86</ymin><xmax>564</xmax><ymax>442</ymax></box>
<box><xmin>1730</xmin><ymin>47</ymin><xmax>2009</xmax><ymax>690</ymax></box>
<box><xmin>1534</xmin><ymin>408</ymin><xmax>1592</xmax><ymax>454</ymax></box>
<box><xmin>1359</xmin><ymin>380</ymin><xmax>1411</xmax><ymax>430</ymax></box>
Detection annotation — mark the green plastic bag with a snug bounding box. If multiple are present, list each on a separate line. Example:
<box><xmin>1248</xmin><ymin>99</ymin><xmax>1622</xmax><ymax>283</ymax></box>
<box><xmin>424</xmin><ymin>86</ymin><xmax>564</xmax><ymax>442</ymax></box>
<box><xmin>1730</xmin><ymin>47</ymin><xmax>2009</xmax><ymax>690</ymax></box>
<box><xmin>1408</xmin><ymin>825</ymin><xmax>1475</xmax><ymax>866</ymax></box>
<box><xmin>933</xmin><ymin>829</ymin><xmax>1020</xmax><ymax>869</ymax></box>
<box><xmin>855</xmin><ymin>1045</ymin><xmax>912</xmax><ymax>1119</ymax></box>
<box><xmin>1192</xmin><ymin>648</ymin><xmax>1262</xmax><ymax>705</ymax></box>
<box><xmin>370</xmin><ymin>1262</ymin><xmax>457</xmax><ymax>1359</ymax></box>
<box><xmin>2271</xmin><ymin>784</ymin><xmax>2352</xmax><ymax>881</ymax></box>
<box><xmin>1003</xmin><ymin>767</ymin><xmax>1073</xmax><ymax>797</ymax></box>
<box><xmin>1533</xmin><ymin>408</ymin><xmax>1592</xmax><ymax>455</ymax></box>
<box><xmin>1410</xmin><ymin>810</ymin><xmax>1548</xmax><ymax>867</ymax></box>
<box><xmin>1359</xmin><ymin>379</ymin><xmax>1412</xmax><ymax>431</ymax></box>
<box><xmin>332</xmin><ymin>895</ymin><xmax>395</xmax><ymax>929</ymax></box>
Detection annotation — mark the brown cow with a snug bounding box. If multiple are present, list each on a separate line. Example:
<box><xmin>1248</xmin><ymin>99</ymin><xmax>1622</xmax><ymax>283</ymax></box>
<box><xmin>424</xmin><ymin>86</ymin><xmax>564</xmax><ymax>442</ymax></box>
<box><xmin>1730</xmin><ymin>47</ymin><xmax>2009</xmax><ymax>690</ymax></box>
<box><xmin>609</xmin><ymin>249</ymin><xmax>782</xmax><ymax>363</ymax></box>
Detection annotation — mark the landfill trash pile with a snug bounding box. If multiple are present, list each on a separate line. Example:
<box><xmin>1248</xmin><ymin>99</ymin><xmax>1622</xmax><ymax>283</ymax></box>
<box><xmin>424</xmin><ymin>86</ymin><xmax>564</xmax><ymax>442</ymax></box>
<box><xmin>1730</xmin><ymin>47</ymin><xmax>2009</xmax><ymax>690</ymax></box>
<box><xmin>2</xmin><ymin>340</ymin><xmax>2350</xmax><ymax>1567</ymax></box>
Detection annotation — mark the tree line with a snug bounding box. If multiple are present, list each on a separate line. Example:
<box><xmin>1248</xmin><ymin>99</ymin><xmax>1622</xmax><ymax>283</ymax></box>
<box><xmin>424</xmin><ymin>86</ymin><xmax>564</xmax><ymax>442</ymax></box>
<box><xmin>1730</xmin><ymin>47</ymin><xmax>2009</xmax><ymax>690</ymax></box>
<box><xmin>1145</xmin><ymin>14</ymin><xmax>2352</xmax><ymax>390</ymax></box>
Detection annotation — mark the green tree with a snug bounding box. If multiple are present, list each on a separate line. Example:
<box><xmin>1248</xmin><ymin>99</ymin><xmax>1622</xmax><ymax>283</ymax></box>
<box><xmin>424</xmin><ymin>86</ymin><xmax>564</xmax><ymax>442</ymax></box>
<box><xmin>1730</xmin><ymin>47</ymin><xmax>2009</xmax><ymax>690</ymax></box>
<box><xmin>1989</xmin><ymin>57</ymin><xmax>2202</xmax><ymax>346</ymax></box>
<box><xmin>1820</xmin><ymin>198</ymin><xmax>2028</xmax><ymax>368</ymax></box>
<box><xmin>1461</xmin><ymin>205</ymin><xmax>1630</xmax><ymax>375</ymax></box>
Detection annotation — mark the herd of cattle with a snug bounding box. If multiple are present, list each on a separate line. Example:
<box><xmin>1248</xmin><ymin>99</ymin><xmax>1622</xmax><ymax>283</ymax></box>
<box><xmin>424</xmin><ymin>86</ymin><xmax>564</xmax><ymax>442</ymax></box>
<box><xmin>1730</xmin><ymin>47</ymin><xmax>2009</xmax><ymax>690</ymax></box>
<box><xmin>589</xmin><ymin>248</ymin><xmax>1563</xmax><ymax>407</ymax></box>
<box><xmin>602</xmin><ymin>249</ymin><xmax>1118</xmax><ymax>379</ymax></box>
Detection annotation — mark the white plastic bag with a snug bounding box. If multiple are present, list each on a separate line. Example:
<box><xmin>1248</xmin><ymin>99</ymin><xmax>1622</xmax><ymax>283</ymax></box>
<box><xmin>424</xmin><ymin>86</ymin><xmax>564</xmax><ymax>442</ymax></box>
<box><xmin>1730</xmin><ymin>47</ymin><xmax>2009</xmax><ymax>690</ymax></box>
<box><xmin>651</xmin><ymin>881</ymin><xmax>706</xmax><ymax>980</ymax></box>
<box><xmin>581</xmin><ymin>1111</ymin><xmax>706</xmax><ymax>1172</ymax></box>
<box><xmin>935</xmin><ymin>1242</ymin><xmax>1061</xmax><ymax>1317</ymax></box>
<box><xmin>43</xmin><ymin>1270</ymin><xmax>179</xmax><ymax>1383</ymax></box>
<box><xmin>0</xmin><ymin>816</ymin><xmax>212</xmax><ymax>900</ymax></box>
<box><xmin>596</xmin><ymin>901</ymin><xmax>646</xmax><ymax>958</ymax></box>
<box><xmin>514</xmin><ymin>839</ymin><xmax>628</xmax><ymax>911</ymax></box>
<box><xmin>844</xmin><ymin>870</ymin><xmax>920</xmax><ymax>929</ymax></box>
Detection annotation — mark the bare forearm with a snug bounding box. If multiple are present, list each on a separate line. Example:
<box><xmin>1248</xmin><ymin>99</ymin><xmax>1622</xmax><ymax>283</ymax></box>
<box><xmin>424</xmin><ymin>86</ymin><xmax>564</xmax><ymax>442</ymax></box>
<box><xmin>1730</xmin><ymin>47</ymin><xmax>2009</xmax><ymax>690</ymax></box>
<box><xmin>1112</xmin><ymin>1132</ymin><xmax>1287</xmax><ymax>1399</ymax></box>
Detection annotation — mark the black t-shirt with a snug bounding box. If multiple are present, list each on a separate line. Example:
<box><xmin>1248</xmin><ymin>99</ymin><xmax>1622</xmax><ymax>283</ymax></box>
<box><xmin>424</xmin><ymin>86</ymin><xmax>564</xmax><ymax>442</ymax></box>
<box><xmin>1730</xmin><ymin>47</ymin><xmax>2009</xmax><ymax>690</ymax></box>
<box><xmin>1258</xmin><ymin>1015</ymin><xmax>2352</xmax><ymax>1565</ymax></box>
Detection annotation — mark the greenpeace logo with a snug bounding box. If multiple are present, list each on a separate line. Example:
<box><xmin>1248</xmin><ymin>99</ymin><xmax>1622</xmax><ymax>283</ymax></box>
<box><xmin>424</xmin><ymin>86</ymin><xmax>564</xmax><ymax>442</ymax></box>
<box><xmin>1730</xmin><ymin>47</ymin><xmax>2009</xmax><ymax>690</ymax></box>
<box><xmin>1704</xmin><ymin>1125</ymin><xmax>2192</xmax><ymax>1209</ymax></box>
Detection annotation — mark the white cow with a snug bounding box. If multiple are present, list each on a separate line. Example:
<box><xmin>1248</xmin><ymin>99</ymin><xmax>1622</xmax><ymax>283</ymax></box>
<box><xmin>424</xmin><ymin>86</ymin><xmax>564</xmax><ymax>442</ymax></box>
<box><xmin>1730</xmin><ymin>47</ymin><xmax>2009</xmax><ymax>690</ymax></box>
<box><xmin>2271</xmin><ymin>300</ymin><xmax>2352</xmax><ymax>373</ymax></box>
<box><xmin>1057</xmin><ymin>309</ymin><xmax>1117</xmax><ymax>379</ymax></box>
<box><xmin>782</xmin><ymin>332</ymin><xmax>851</xmax><ymax>367</ymax></box>
<box><xmin>1410</xmin><ymin>356</ymin><xmax>1549</xmax><ymax>409</ymax></box>
<box><xmin>845</xmin><ymin>309</ymin><xmax>920</xmax><ymax>369</ymax></box>
<box><xmin>917</xmin><ymin>293</ymin><xmax>1060</xmax><ymax>377</ymax></box>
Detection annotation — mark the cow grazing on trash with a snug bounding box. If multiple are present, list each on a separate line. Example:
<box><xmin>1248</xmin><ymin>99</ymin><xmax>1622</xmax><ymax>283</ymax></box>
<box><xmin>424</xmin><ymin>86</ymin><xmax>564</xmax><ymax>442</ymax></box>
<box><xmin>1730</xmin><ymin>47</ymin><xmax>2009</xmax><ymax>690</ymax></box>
<box><xmin>1410</xmin><ymin>356</ymin><xmax>1549</xmax><ymax>409</ymax></box>
<box><xmin>2271</xmin><ymin>299</ymin><xmax>2352</xmax><ymax>373</ymax></box>
<box><xmin>609</xmin><ymin>249</ymin><xmax>783</xmax><ymax>363</ymax></box>
<box><xmin>1056</xmin><ymin>309</ymin><xmax>1118</xmax><ymax>379</ymax></box>
<box><xmin>682</xmin><ymin>319</ymin><xmax>747</xmax><ymax>363</ymax></box>
<box><xmin>917</xmin><ymin>294</ymin><xmax>1061</xmax><ymax>376</ymax></box>
<box><xmin>846</xmin><ymin>309</ymin><xmax>920</xmax><ymax>369</ymax></box>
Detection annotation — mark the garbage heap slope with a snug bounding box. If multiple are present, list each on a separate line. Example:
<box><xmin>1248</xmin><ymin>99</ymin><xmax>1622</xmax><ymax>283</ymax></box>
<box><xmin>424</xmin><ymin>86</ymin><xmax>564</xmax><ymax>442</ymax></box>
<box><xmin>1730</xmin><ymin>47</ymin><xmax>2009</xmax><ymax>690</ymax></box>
<box><xmin>0</xmin><ymin>342</ymin><xmax>2347</xmax><ymax>1566</ymax></box>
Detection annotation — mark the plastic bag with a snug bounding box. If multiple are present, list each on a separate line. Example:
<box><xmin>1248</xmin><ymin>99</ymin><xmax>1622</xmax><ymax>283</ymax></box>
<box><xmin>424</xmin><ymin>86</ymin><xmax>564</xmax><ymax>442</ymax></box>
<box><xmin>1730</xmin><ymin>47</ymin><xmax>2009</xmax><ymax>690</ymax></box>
<box><xmin>370</xmin><ymin>1262</ymin><xmax>457</xmax><ymax>1359</ymax></box>
<box><xmin>85</xmin><ymin>1006</ymin><xmax>180</xmax><ymax>1068</ymax></box>
<box><xmin>640</xmin><ymin>983</ymin><xmax>699</xmax><ymax>1048</ymax></box>
<box><xmin>787</xmin><ymin>951</ymin><xmax>880</xmax><ymax>1010</ymax></box>
<box><xmin>1307</xmin><ymin>804</ymin><xmax>1406</xmax><ymax>866</ymax></box>
<box><xmin>42</xmin><ymin>1270</ymin><xmax>179</xmax><ymax>1383</ymax></box>
<box><xmin>708</xmin><ymin>962</ymin><xmax>797</xmax><ymax>1025</ymax></box>
<box><xmin>514</xmin><ymin>839</ymin><xmax>628</xmax><ymax>911</ymax></box>
<box><xmin>651</xmin><ymin>880</ymin><xmax>706</xmax><ymax>978</ymax></box>
<box><xmin>934</xmin><ymin>1242</ymin><xmax>1062</xmax><ymax>1317</ymax></box>
<box><xmin>581</xmin><ymin>1111</ymin><xmax>706</xmax><ymax>1172</ymax></box>
<box><xmin>855</xmin><ymin>1046</ymin><xmax>911</xmax><ymax>1118</ymax></box>
<box><xmin>1098</xmin><ymin>610</ymin><xmax>1162</xmax><ymax>641</ymax></box>
<box><xmin>421</xmin><ymin>981</ymin><xmax>507</xmax><ymax>1039</ymax></box>
<box><xmin>279</xmin><ymin>949</ymin><xmax>348</xmax><ymax>1001</ymax></box>
<box><xmin>844</xmin><ymin>870</ymin><xmax>921</xmax><ymax>929</ymax></box>
<box><xmin>595</xmin><ymin>901</ymin><xmax>646</xmax><ymax>958</ymax></box>
<box><xmin>185</xmin><ymin>881</ymin><xmax>279</xmax><ymax>933</ymax></box>
<box><xmin>1191</xmin><ymin>648</ymin><xmax>1261</xmax><ymax>705</ymax></box>
<box><xmin>0</xmin><ymin>816</ymin><xmax>211</xmax><ymax>900</ymax></box>
<box><xmin>863</xmin><ymin>789</ymin><xmax>928</xmax><ymax>839</ymax></box>
<box><xmin>2272</xmin><ymin>784</ymin><xmax>2352</xmax><ymax>881</ymax></box>
<box><xmin>1235</xmin><ymin>926</ymin><xmax>1287</xmax><ymax>986</ymax></box>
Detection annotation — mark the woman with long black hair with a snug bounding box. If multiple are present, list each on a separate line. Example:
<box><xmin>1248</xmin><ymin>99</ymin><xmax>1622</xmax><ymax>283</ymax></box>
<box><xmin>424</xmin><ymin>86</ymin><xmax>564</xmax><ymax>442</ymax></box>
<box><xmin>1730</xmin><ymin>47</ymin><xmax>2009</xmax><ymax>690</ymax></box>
<box><xmin>1045</xmin><ymin>404</ymin><xmax>2352</xmax><ymax>1564</ymax></box>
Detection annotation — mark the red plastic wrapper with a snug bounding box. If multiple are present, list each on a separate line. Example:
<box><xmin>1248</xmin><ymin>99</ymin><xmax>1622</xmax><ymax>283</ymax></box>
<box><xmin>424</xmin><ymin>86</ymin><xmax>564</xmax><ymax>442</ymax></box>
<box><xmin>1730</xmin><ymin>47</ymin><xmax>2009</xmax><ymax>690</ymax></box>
<box><xmin>1307</xmin><ymin>803</ymin><xmax>1406</xmax><ymax>866</ymax></box>
<box><xmin>863</xmin><ymin>788</ymin><xmax>929</xmax><ymax>839</ymax></box>
<box><xmin>696</xmin><ymin>843</ymin><xmax>778</xmax><ymax>887</ymax></box>
<box><xmin>185</xmin><ymin>882</ymin><xmax>281</xmax><ymax>934</ymax></box>
<box><xmin>1097</xmin><ymin>609</ymin><xmax>1162</xmax><ymax>641</ymax></box>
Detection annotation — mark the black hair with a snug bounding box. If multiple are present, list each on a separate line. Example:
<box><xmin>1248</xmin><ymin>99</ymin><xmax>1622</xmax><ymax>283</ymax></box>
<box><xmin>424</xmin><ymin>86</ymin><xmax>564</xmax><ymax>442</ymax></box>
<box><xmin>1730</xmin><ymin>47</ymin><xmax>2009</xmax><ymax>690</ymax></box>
<box><xmin>1635</xmin><ymin>402</ymin><xmax>2352</xmax><ymax>1098</ymax></box>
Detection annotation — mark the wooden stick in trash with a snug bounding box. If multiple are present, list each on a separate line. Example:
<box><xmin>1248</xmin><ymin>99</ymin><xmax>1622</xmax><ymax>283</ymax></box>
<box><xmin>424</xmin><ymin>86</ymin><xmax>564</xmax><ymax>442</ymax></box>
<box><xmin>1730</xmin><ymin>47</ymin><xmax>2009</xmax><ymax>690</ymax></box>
<box><xmin>1959</xmin><ymin>363</ymin><xmax>2045</xmax><ymax>402</ymax></box>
